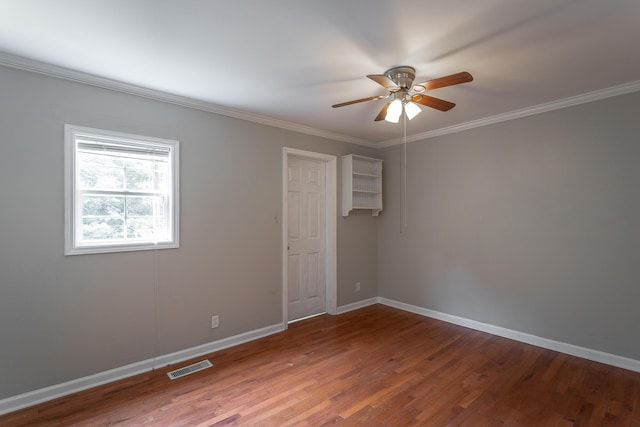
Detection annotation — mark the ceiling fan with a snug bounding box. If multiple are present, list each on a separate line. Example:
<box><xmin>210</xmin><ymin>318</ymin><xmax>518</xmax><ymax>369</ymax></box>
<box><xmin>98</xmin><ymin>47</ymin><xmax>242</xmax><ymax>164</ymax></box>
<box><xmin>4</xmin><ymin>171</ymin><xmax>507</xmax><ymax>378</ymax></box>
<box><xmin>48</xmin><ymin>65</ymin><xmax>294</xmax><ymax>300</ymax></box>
<box><xmin>332</xmin><ymin>66</ymin><xmax>473</xmax><ymax>123</ymax></box>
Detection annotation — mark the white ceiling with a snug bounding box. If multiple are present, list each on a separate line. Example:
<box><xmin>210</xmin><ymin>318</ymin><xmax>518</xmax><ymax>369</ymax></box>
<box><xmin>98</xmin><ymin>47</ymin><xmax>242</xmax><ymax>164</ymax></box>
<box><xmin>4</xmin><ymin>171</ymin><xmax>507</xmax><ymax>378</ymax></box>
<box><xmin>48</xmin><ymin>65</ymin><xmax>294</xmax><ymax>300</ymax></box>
<box><xmin>1</xmin><ymin>0</ymin><xmax>639</xmax><ymax>146</ymax></box>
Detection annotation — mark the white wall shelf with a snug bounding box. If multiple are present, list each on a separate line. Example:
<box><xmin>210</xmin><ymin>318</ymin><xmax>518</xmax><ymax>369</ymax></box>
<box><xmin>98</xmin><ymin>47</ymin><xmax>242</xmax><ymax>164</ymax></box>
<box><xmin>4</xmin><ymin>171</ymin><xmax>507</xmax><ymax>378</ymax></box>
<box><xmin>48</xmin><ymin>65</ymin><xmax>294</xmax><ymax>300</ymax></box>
<box><xmin>342</xmin><ymin>154</ymin><xmax>383</xmax><ymax>216</ymax></box>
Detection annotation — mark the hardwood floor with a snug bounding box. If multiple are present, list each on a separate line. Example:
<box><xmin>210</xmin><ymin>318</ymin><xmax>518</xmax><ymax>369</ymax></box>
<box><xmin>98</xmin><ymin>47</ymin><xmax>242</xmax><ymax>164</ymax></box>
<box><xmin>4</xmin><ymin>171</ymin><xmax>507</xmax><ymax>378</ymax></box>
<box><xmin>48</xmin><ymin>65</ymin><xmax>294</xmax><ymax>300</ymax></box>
<box><xmin>2</xmin><ymin>304</ymin><xmax>640</xmax><ymax>426</ymax></box>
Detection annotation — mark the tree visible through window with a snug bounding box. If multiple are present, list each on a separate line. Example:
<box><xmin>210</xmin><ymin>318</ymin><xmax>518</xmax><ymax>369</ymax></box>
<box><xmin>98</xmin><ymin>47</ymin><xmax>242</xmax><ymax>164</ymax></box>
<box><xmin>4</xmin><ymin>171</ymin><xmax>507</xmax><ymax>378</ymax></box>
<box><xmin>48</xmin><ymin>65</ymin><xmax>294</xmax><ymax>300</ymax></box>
<box><xmin>65</xmin><ymin>125</ymin><xmax>179</xmax><ymax>255</ymax></box>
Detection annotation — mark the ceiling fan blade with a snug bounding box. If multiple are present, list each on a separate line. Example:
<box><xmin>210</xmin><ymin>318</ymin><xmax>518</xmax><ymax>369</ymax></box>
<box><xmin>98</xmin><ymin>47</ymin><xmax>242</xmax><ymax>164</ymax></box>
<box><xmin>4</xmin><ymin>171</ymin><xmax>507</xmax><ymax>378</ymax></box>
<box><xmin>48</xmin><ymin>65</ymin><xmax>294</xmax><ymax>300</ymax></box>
<box><xmin>367</xmin><ymin>74</ymin><xmax>400</xmax><ymax>91</ymax></box>
<box><xmin>412</xmin><ymin>94</ymin><xmax>456</xmax><ymax>111</ymax></box>
<box><xmin>332</xmin><ymin>95</ymin><xmax>384</xmax><ymax>108</ymax></box>
<box><xmin>413</xmin><ymin>71</ymin><xmax>473</xmax><ymax>92</ymax></box>
<box><xmin>374</xmin><ymin>103</ymin><xmax>390</xmax><ymax>121</ymax></box>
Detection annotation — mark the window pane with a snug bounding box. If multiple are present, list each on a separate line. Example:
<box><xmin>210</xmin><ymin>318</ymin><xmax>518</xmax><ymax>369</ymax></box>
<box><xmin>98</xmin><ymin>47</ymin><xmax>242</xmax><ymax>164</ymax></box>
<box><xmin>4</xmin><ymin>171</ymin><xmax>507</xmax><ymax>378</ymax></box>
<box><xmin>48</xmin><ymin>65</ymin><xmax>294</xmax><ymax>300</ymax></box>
<box><xmin>78</xmin><ymin>152</ymin><xmax>124</xmax><ymax>190</ymax></box>
<box><xmin>79</xmin><ymin>151</ymin><xmax>125</xmax><ymax>168</ymax></box>
<box><xmin>126</xmin><ymin>168</ymin><xmax>155</xmax><ymax>191</ymax></box>
<box><xmin>82</xmin><ymin>218</ymin><xmax>125</xmax><ymax>240</ymax></box>
<box><xmin>82</xmin><ymin>195</ymin><xmax>125</xmax><ymax>217</ymax></box>
<box><xmin>127</xmin><ymin>217</ymin><xmax>156</xmax><ymax>239</ymax></box>
<box><xmin>154</xmin><ymin>217</ymin><xmax>167</xmax><ymax>231</ymax></box>
<box><xmin>154</xmin><ymin>196</ymin><xmax>167</xmax><ymax>217</ymax></box>
<box><xmin>126</xmin><ymin>196</ymin><xmax>154</xmax><ymax>217</ymax></box>
<box><xmin>155</xmin><ymin>170</ymin><xmax>168</xmax><ymax>191</ymax></box>
<box><xmin>124</xmin><ymin>158</ymin><xmax>151</xmax><ymax>170</ymax></box>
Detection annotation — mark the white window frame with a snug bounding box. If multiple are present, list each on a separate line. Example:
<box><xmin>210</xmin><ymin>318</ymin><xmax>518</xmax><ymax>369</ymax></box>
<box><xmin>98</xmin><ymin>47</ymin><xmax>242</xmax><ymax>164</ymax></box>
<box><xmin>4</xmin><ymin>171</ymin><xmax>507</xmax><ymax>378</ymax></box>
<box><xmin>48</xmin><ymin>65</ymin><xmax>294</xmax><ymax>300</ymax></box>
<box><xmin>65</xmin><ymin>124</ymin><xmax>179</xmax><ymax>255</ymax></box>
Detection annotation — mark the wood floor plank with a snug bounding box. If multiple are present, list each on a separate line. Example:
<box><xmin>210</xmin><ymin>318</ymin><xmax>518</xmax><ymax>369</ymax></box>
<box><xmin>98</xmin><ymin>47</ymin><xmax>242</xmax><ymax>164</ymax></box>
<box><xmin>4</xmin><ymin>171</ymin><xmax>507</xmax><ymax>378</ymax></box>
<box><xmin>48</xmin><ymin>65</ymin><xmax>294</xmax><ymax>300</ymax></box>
<box><xmin>2</xmin><ymin>304</ymin><xmax>640</xmax><ymax>426</ymax></box>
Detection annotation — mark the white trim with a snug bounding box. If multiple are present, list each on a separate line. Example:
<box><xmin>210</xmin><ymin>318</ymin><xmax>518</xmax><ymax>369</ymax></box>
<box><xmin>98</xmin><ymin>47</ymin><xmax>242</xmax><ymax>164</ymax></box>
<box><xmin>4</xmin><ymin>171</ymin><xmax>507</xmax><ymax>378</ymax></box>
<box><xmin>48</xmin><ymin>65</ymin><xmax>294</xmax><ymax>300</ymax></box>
<box><xmin>377</xmin><ymin>80</ymin><xmax>640</xmax><ymax>147</ymax></box>
<box><xmin>64</xmin><ymin>124</ymin><xmax>180</xmax><ymax>255</ymax></box>
<box><xmin>151</xmin><ymin>323</ymin><xmax>284</xmax><ymax>368</ymax></box>
<box><xmin>379</xmin><ymin>297</ymin><xmax>640</xmax><ymax>373</ymax></box>
<box><xmin>4</xmin><ymin>298</ymin><xmax>640</xmax><ymax>415</ymax></box>
<box><xmin>336</xmin><ymin>297</ymin><xmax>379</xmax><ymax>314</ymax></box>
<box><xmin>0</xmin><ymin>323</ymin><xmax>284</xmax><ymax>416</ymax></box>
<box><xmin>282</xmin><ymin>148</ymin><xmax>338</xmax><ymax>326</ymax></box>
<box><xmin>2</xmin><ymin>52</ymin><xmax>638</xmax><ymax>149</ymax></box>
<box><xmin>0</xmin><ymin>52</ymin><xmax>375</xmax><ymax>148</ymax></box>
<box><xmin>2</xmin><ymin>53</ymin><xmax>639</xmax><ymax>150</ymax></box>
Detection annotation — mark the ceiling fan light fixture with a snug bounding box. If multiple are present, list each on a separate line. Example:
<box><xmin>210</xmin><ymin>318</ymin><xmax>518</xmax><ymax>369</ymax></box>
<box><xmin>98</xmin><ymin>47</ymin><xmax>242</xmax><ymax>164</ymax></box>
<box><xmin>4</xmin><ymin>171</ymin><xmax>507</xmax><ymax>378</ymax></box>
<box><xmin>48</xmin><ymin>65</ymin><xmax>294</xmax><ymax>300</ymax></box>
<box><xmin>404</xmin><ymin>101</ymin><xmax>422</xmax><ymax>120</ymax></box>
<box><xmin>331</xmin><ymin>67</ymin><xmax>473</xmax><ymax>122</ymax></box>
<box><xmin>385</xmin><ymin>99</ymin><xmax>402</xmax><ymax>123</ymax></box>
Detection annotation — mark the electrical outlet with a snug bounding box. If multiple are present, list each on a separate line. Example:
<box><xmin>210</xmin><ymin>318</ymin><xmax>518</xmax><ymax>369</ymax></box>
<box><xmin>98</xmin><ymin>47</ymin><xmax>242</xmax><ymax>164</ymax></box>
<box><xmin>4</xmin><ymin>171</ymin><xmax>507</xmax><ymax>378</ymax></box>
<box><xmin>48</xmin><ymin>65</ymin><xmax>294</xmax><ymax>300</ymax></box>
<box><xmin>356</xmin><ymin>282</ymin><xmax>361</xmax><ymax>291</ymax></box>
<box><xmin>211</xmin><ymin>315</ymin><xmax>219</xmax><ymax>329</ymax></box>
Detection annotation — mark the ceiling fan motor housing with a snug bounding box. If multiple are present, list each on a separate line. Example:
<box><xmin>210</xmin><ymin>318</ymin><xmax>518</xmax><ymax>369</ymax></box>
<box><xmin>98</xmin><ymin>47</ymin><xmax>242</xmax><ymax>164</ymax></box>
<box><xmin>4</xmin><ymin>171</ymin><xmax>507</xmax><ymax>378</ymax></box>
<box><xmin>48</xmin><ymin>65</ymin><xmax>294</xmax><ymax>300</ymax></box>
<box><xmin>331</xmin><ymin>67</ymin><xmax>471</xmax><ymax>117</ymax></box>
<box><xmin>385</xmin><ymin>66</ymin><xmax>416</xmax><ymax>90</ymax></box>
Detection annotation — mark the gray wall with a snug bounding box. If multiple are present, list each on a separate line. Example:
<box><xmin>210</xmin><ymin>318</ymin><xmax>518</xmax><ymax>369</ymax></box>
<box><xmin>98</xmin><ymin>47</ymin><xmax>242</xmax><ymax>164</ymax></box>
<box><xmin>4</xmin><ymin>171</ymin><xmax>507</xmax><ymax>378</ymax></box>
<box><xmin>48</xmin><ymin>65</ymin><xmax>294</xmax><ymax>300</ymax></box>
<box><xmin>3</xmin><ymin>60</ymin><xmax>638</xmax><ymax>401</ymax></box>
<box><xmin>378</xmin><ymin>91</ymin><xmax>640</xmax><ymax>361</ymax></box>
<box><xmin>0</xmin><ymin>65</ymin><xmax>378</xmax><ymax>399</ymax></box>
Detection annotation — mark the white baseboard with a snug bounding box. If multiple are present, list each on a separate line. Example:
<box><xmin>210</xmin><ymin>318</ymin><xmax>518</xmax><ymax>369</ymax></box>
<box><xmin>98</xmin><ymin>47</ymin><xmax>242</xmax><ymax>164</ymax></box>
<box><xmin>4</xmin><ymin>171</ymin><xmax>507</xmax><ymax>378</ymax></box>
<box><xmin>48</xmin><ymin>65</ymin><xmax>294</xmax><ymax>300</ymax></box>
<box><xmin>0</xmin><ymin>323</ymin><xmax>285</xmax><ymax>416</ymax></box>
<box><xmin>379</xmin><ymin>297</ymin><xmax>640</xmax><ymax>373</ymax></box>
<box><xmin>4</xmin><ymin>298</ymin><xmax>639</xmax><ymax>416</ymax></box>
<box><xmin>336</xmin><ymin>297</ymin><xmax>378</xmax><ymax>314</ymax></box>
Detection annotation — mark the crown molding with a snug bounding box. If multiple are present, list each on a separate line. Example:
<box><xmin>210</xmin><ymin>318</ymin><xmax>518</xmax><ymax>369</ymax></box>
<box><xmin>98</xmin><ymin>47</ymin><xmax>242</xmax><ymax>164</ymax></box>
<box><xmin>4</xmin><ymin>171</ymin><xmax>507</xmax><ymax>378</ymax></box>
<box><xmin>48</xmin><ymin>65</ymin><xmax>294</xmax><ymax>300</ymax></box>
<box><xmin>2</xmin><ymin>51</ymin><xmax>638</xmax><ymax>150</ymax></box>
<box><xmin>0</xmin><ymin>52</ymin><xmax>376</xmax><ymax>148</ymax></box>
<box><xmin>377</xmin><ymin>79</ymin><xmax>640</xmax><ymax>148</ymax></box>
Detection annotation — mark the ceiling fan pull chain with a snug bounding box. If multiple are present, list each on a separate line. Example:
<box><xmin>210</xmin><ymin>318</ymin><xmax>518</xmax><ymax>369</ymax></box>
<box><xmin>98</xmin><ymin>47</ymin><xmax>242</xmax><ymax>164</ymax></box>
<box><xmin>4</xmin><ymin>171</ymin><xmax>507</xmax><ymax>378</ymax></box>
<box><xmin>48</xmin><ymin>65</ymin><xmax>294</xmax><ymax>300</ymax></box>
<box><xmin>401</xmin><ymin>112</ymin><xmax>408</xmax><ymax>234</ymax></box>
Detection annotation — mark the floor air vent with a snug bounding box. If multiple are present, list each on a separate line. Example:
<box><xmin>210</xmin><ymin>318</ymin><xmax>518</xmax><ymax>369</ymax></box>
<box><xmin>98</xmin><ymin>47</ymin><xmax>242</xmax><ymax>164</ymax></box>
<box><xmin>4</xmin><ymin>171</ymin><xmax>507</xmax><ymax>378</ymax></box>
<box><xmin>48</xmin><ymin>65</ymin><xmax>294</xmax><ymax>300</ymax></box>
<box><xmin>167</xmin><ymin>359</ymin><xmax>213</xmax><ymax>380</ymax></box>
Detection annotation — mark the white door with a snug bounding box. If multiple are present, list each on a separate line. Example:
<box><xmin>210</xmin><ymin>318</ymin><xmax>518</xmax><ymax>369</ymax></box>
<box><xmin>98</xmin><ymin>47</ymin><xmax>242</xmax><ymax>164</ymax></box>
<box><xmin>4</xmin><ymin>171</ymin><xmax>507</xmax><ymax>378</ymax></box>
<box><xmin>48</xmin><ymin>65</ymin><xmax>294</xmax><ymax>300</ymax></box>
<box><xmin>287</xmin><ymin>156</ymin><xmax>326</xmax><ymax>321</ymax></box>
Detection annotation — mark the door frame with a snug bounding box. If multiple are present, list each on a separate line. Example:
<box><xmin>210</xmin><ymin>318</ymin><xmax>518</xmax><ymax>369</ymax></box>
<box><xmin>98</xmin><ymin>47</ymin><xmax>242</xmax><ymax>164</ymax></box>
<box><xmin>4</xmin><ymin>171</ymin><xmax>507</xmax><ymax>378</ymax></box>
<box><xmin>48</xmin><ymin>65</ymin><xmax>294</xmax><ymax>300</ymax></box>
<box><xmin>282</xmin><ymin>147</ymin><xmax>337</xmax><ymax>326</ymax></box>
